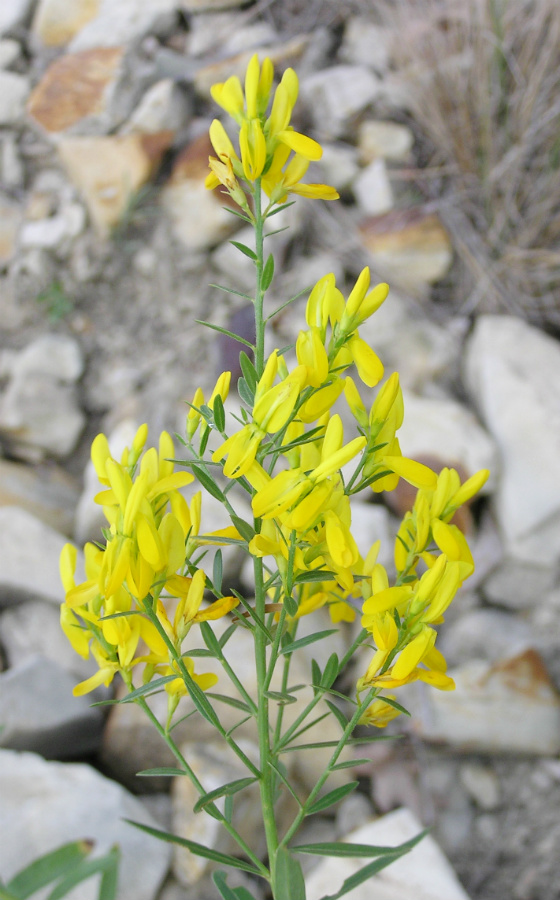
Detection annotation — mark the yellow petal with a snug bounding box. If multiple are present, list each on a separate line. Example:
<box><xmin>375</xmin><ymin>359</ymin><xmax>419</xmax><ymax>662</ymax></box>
<box><xmin>383</xmin><ymin>456</ymin><xmax>438</xmax><ymax>490</ymax></box>
<box><xmin>277</xmin><ymin>129</ymin><xmax>322</xmax><ymax>160</ymax></box>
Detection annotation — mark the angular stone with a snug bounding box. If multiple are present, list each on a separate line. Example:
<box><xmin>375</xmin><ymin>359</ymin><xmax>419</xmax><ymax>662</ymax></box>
<box><xmin>67</xmin><ymin>0</ymin><xmax>177</xmax><ymax>51</ymax></box>
<box><xmin>353</xmin><ymin>157</ymin><xmax>394</xmax><ymax>215</ymax></box>
<box><xmin>306</xmin><ymin>808</ymin><xmax>471</xmax><ymax>900</ymax></box>
<box><xmin>317</xmin><ymin>141</ymin><xmax>360</xmax><ymax>192</ymax></box>
<box><xmin>358</xmin><ymin>119</ymin><xmax>414</xmax><ymax>163</ymax></box>
<box><xmin>0</xmin><ymin>71</ymin><xmax>29</xmax><ymax>125</ymax></box>
<box><xmin>300</xmin><ymin>65</ymin><xmax>381</xmax><ymax>139</ymax></box>
<box><xmin>0</xmin><ymin>38</ymin><xmax>21</xmax><ymax>68</ymax></box>
<box><xmin>31</xmin><ymin>0</ymin><xmax>101</xmax><ymax>47</ymax></box>
<box><xmin>123</xmin><ymin>78</ymin><xmax>191</xmax><ymax>134</ymax></box>
<box><xmin>19</xmin><ymin>201</ymin><xmax>86</xmax><ymax>249</ymax></box>
<box><xmin>438</xmin><ymin>608</ymin><xmax>536</xmax><ymax>667</ymax></box>
<box><xmin>358</xmin><ymin>209</ymin><xmax>453</xmax><ymax>293</ymax></box>
<box><xmin>0</xmin><ymin>0</ymin><xmax>35</xmax><ymax>36</ymax></box>
<box><xmin>13</xmin><ymin>333</ymin><xmax>84</xmax><ymax>382</ymax></box>
<box><xmin>459</xmin><ymin>764</ymin><xmax>500</xmax><ymax>811</ymax></box>
<box><xmin>339</xmin><ymin>17</ymin><xmax>392</xmax><ymax>73</ymax></box>
<box><xmin>482</xmin><ymin>558</ymin><xmax>558</xmax><ymax>611</ymax></box>
<box><xmin>0</xmin><ymin>655</ymin><xmax>104</xmax><ymax>757</ymax></box>
<box><xmin>0</xmin><ymin>506</ymin><xmax>80</xmax><ymax>607</ymax></box>
<box><xmin>194</xmin><ymin>36</ymin><xmax>308</xmax><ymax>97</ymax></box>
<box><xmin>397</xmin><ymin>391</ymin><xmax>498</xmax><ymax>487</ymax></box>
<box><xmin>27</xmin><ymin>46</ymin><xmax>126</xmax><ymax>135</ymax></box>
<box><xmin>464</xmin><ymin>315</ymin><xmax>560</xmax><ymax>566</ymax></box>
<box><xmin>58</xmin><ymin>132</ymin><xmax>172</xmax><ymax>235</ymax></box>
<box><xmin>1</xmin><ymin>133</ymin><xmax>24</xmax><ymax>187</ymax></box>
<box><xmin>161</xmin><ymin>133</ymin><xmax>239</xmax><ymax>250</ymax></box>
<box><xmin>0</xmin><ymin>749</ymin><xmax>171</xmax><ymax>900</ymax></box>
<box><xmin>409</xmin><ymin>650</ymin><xmax>560</xmax><ymax>755</ymax></box>
<box><xmin>0</xmin><ymin>194</ymin><xmax>22</xmax><ymax>267</ymax></box>
<box><xmin>0</xmin><ymin>457</ymin><xmax>79</xmax><ymax>534</ymax></box>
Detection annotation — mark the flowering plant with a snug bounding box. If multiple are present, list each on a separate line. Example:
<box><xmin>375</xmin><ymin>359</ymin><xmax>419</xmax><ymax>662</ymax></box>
<box><xmin>60</xmin><ymin>55</ymin><xmax>488</xmax><ymax>900</ymax></box>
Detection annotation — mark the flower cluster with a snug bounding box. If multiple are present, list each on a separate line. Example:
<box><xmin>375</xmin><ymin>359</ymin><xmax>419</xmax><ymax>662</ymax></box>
<box><xmin>205</xmin><ymin>54</ymin><xmax>339</xmax><ymax>206</ymax></box>
<box><xmin>59</xmin><ymin>427</ymin><xmax>238</xmax><ymax>702</ymax></box>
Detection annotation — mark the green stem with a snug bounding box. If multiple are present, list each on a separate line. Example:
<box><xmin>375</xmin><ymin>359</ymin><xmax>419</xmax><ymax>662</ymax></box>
<box><xmin>254</xmin><ymin>553</ymin><xmax>279</xmax><ymax>885</ymax></box>
<box><xmin>253</xmin><ymin>179</ymin><xmax>265</xmax><ymax>378</ymax></box>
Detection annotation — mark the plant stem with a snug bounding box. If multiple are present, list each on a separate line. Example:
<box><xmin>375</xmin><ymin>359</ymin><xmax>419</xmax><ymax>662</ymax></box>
<box><xmin>253</xmin><ymin>179</ymin><xmax>265</xmax><ymax>378</ymax></box>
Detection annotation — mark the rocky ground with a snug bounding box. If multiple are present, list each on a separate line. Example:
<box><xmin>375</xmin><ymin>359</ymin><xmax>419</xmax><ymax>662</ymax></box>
<box><xmin>1</xmin><ymin>1</ymin><xmax>560</xmax><ymax>899</ymax></box>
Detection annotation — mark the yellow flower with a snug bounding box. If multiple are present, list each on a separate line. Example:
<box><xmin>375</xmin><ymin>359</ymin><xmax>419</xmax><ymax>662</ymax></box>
<box><xmin>359</xmin><ymin>696</ymin><xmax>402</xmax><ymax>728</ymax></box>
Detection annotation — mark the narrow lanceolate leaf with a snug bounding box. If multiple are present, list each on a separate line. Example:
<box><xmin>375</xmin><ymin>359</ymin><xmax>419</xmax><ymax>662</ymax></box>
<box><xmin>273</xmin><ymin>848</ymin><xmax>306</xmax><ymax>900</ymax></box>
<box><xmin>294</xmin><ymin>569</ymin><xmax>334</xmax><ymax>584</ymax></box>
<box><xmin>196</xmin><ymin>318</ymin><xmax>255</xmax><ymax>348</ymax></box>
<box><xmin>219</xmin><ymin>622</ymin><xmax>238</xmax><ymax>649</ymax></box>
<box><xmin>200</xmin><ymin>620</ymin><xmax>222</xmax><ymax>657</ymax></box>
<box><xmin>212</xmin><ymin>550</ymin><xmax>223</xmax><ymax>595</ymax></box>
<box><xmin>264</xmin><ymin>690</ymin><xmax>298</xmax><ymax>705</ymax></box>
<box><xmin>46</xmin><ymin>846</ymin><xmax>120</xmax><ymax>900</ymax></box>
<box><xmin>230</xmin><ymin>515</ymin><xmax>255</xmax><ymax>542</ymax></box>
<box><xmin>267</xmin><ymin>200</ymin><xmax>296</xmax><ymax>217</ymax></box>
<box><xmin>194</xmin><ymin>777</ymin><xmax>258</xmax><ymax>812</ymax></box>
<box><xmin>306</xmin><ymin>781</ymin><xmax>359</xmax><ymax>816</ymax></box>
<box><xmin>190</xmin><ymin>464</ymin><xmax>226</xmax><ymax>503</ymax></box>
<box><xmin>206</xmin><ymin>693</ymin><xmax>252</xmax><ymax>714</ymax></box>
<box><xmin>325</xmin><ymin>700</ymin><xmax>348</xmax><ymax>731</ymax></box>
<box><xmin>321</xmin><ymin>653</ymin><xmax>339</xmax><ymax>690</ymax></box>
<box><xmin>283</xmin><ymin>593</ymin><xmax>298</xmax><ymax>618</ymax></box>
<box><xmin>182</xmin><ymin>668</ymin><xmax>221</xmax><ymax>728</ymax></box>
<box><xmin>239</xmin><ymin>352</ymin><xmax>258</xmax><ymax>393</ymax></box>
<box><xmin>136</xmin><ymin>767</ymin><xmax>185</xmax><ymax>777</ymax></box>
<box><xmin>213</xmin><ymin>395</ymin><xmax>226</xmax><ymax>433</ymax></box>
<box><xmin>124</xmin><ymin>821</ymin><xmax>262</xmax><ymax>875</ymax></box>
<box><xmin>314</xmin><ymin>832</ymin><xmax>426</xmax><ymax>900</ymax></box>
<box><xmin>230</xmin><ymin>240</ymin><xmax>258</xmax><ymax>260</ymax></box>
<box><xmin>311</xmin><ymin>659</ymin><xmax>322</xmax><ymax>696</ymax></box>
<box><xmin>292</xmin><ymin>830</ymin><xmax>425</xmax><ymax>858</ymax></box>
<box><xmin>120</xmin><ymin>675</ymin><xmax>177</xmax><ymax>702</ymax></box>
<box><xmin>6</xmin><ymin>841</ymin><xmax>92</xmax><ymax>899</ymax></box>
<box><xmin>212</xmin><ymin>871</ymin><xmax>258</xmax><ymax>900</ymax></box>
<box><xmin>281</xmin><ymin>629</ymin><xmax>339</xmax><ymax>656</ymax></box>
<box><xmin>261</xmin><ymin>254</ymin><xmax>275</xmax><ymax>291</ymax></box>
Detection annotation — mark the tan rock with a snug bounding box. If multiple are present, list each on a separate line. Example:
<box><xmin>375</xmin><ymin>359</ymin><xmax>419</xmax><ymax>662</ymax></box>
<box><xmin>26</xmin><ymin>46</ymin><xmax>125</xmax><ymax>135</ymax></box>
<box><xmin>0</xmin><ymin>196</ymin><xmax>22</xmax><ymax>267</ymax></box>
<box><xmin>57</xmin><ymin>131</ymin><xmax>172</xmax><ymax>236</ymax></box>
<box><xmin>358</xmin><ymin>209</ymin><xmax>453</xmax><ymax>293</ymax></box>
<box><xmin>31</xmin><ymin>0</ymin><xmax>100</xmax><ymax>47</ymax></box>
<box><xmin>358</xmin><ymin>119</ymin><xmax>414</xmax><ymax>163</ymax></box>
<box><xmin>194</xmin><ymin>35</ymin><xmax>308</xmax><ymax>97</ymax></box>
<box><xmin>161</xmin><ymin>133</ymin><xmax>239</xmax><ymax>250</ymax></box>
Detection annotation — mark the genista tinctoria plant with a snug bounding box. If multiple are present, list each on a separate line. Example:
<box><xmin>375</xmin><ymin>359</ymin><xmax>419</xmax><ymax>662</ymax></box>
<box><xmin>60</xmin><ymin>55</ymin><xmax>488</xmax><ymax>900</ymax></box>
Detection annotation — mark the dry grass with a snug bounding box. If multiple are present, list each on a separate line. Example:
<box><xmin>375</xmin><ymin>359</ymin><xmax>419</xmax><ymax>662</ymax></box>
<box><xmin>376</xmin><ymin>0</ymin><xmax>560</xmax><ymax>328</ymax></box>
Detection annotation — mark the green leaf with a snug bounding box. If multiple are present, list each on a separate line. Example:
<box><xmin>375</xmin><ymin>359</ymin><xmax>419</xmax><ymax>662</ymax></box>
<box><xmin>119</xmin><ymin>675</ymin><xmax>177</xmax><ymax>702</ymax></box>
<box><xmin>325</xmin><ymin>700</ymin><xmax>348</xmax><ymax>731</ymax></box>
<box><xmin>181</xmin><ymin>667</ymin><xmax>221</xmax><ymax>728</ymax></box>
<box><xmin>219</xmin><ymin>622</ymin><xmax>239</xmax><ymax>649</ymax></box>
<box><xmin>194</xmin><ymin>777</ymin><xmax>258</xmax><ymax>812</ymax></box>
<box><xmin>222</xmin><ymin>205</ymin><xmax>253</xmax><ymax>224</ymax></box>
<box><xmin>239</xmin><ymin>352</ymin><xmax>258</xmax><ymax>393</ymax></box>
<box><xmin>237</xmin><ymin>377</ymin><xmax>255</xmax><ymax>408</ymax></box>
<box><xmin>213</xmin><ymin>395</ymin><xmax>226</xmax><ymax>433</ymax></box>
<box><xmin>311</xmin><ymin>659</ymin><xmax>321</xmax><ymax>696</ymax></box>
<box><xmin>212</xmin><ymin>551</ymin><xmax>223</xmax><ymax>595</ymax></box>
<box><xmin>294</xmin><ymin>569</ymin><xmax>334</xmax><ymax>585</ymax></box>
<box><xmin>267</xmin><ymin>200</ymin><xmax>296</xmax><ymax>218</ymax></box>
<box><xmin>213</xmin><ymin>871</ymin><xmax>258</xmax><ymax>900</ymax></box>
<box><xmin>264</xmin><ymin>690</ymin><xmax>298</xmax><ymax>705</ymax></box>
<box><xmin>206</xmin><ymin>693</ymin><xmax>252</xmax><ymax>714</ymax></box>
<box><xmin>125</xmin><ymin>820</ymin><xmax>262</xmax><ymax>876</ymax></box>
<box><xmin>268</xmin><ymin>761</ymin><xmax>303</xmax><ymax>809</ymax></box>
<box><xmin>230</xmin><ymin>515</ymin><xmax>255</xmax><ymax>542</ymax></box>
<box><xmin>273</xmin><ymin>848</ymin><xmax>305</xmax><ymax>900</ymax></box>
<box><xmin>281</xmin><ymin>629</ymin><xmax>339</xmax><ymax>656</ymax></box>
<box><xmin>313</xmin><ymin>832</ymin><xmax>426</xmax><ymax>900</ymax></box>
<box><xmin>330</xmin><ymin>758</ymin><xmax>371</xmax><ymax>772</ymax></box>
<box><xmin>230</xmin><ymin>240</ymin><xmax>257</xmax><ymax>260</ymax></box>
<box><xmin>195</xmin><ymin>318</ymin><xmax>255</xmax><ymax>349</ymax></box>
<box><xmin>306</xmin><ymin>781</ymin><xmax>358</xmax><ymax>816</ymax></box>
<box><xmin>46</xmin><ymin>847</ymin><xmax>120</xmax><ymax>900</ymax></box>
<box><xmin>292</xmin><ymin>830</ymin><xmax>425</xmax><ymax>858</ymax></box>
<box><xmin>136</xmin><ymin>767</ymin><xmax>185</xmax><ymax>777</ymax></box>
<box><xmin>6</xmin><ymin>841</ymin><xmax>92</xmax><ymax>899</ymax></box>
<box><xmin>200</xmin><ymin>621</ymin><xmax>222</xmax><ymax>657</ymax></box>
<box><xmin>283</xmin><ymin>593</ymin><xmax>298</xmax><ymax>618</ymax></box>
<box><xmin>261</xmin><ymin>254</ymin><xmax>275</xmax><ymax>291</ymax></box>
<box><xmin>183</xmin><ymin>647</ymin><xmax>215</xmax><ymax>658</ymax></box>
<box><xmin>190</xmin><ymin>464</ymin><xmax>226</xmax><ymax>503</ymax></box>
<box><xmin>321</xmin><ymin>653</ymin><xmax>339</xmax><ymax>690</ymax></box>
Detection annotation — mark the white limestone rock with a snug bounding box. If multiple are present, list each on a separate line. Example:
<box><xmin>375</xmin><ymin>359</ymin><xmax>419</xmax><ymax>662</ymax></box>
<box><xmin>397</xmin><ymin>391</ymin><xmax>498</xmax><ymax>487</ymax></box>
<box><xmin>0</xmin><ymin>506</ymin><xmax>81</xmax><ymax>607</ymax></box>
<box><xmin>339</xmin><ymin>17</ymin><xmax>392</xmax><ymax>73</ymax></box>
<box><xmin>0</xmin><ymin>38</ymin><xmax>21</xmax><ymax>68</ymax></box>
<box><xmin>68</xmin><ymin>0</ymin><xmax>177</xmax><ymax>51</ymax></box>
<box><xmin>300</xmin><ymin>66</ymin><xmax>381</xmax><ymax>140</ymax></box>
<box><xmin>306</xmin><ymin>807</ymin><xmax>471</xmax><ymax>900</ymax></box>
<box><xmin>0</xmin><ymin>749</ymin><xmax>171</xmax><ymax>900</ymax></box>
<box><xmin>0</xmin><ymin>193</ymin><xmax>22</xmax><ymax>267</ymax></box>
<box><xmin>0</xmin><ymin>71</ymin><xmax>29</xmax><ymax>126</ymax></box>
<box><xmin>408</xmin><ymin>650</ymin><xmax>560</xmax><ymax>756</ymax></box>
<box><xmin>0</xmin><ymin>655</ymin><xmax>104</xmax><ymax>757</ymax></box>
<box><xmin>123</xmin><ymin>78</ymin><xmax>191</xmax><ymax>135</ymax></box>
<box><xmin>20</xmin><ymin>202</ymin><xmax>86</xmax><ymax>249</ymax></box>
<box><xmin>358</xmin><ymin>120</ymin><xmax>414</xmax><ymax>164</ymax></box>
<box><xmin>0</xmin><ymin>0</ymin><xmax>35</xmax><ymax>36</ymax></box>
<box><xmin>317</xmin><ymin>141</ymin><xmax>360</xmax><ymax>192</ymax></box>
<box><xmin>464</xmin><ymin>315</ymin><xmax>560</xmax><ymax>565</ymax></box>
<box><xmin>353</xmin><ymin>157</ymin><xmax>394</xmax><ymax>216</ymax></box>
<box><xmin>0</xmin><ymin>456</ymin><xmax>79</xmax><ymax>534</ymax></box>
